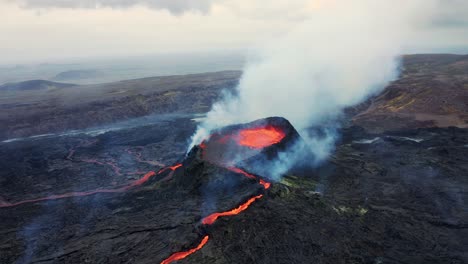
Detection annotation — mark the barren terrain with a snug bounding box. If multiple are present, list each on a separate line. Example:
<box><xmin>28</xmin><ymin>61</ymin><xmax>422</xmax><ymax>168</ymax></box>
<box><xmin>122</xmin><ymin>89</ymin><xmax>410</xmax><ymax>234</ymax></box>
<box><xmin>0</xmin><ymin>54</ymin><xmax>467</xmax><ymax>264</ymax></box>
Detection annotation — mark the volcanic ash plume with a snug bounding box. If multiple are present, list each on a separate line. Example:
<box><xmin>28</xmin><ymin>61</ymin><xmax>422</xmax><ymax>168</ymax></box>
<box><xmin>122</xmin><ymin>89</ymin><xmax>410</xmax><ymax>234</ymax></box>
<box><xmin>190</xmin><ymin>0</ymin><xmax>434</xmax><ymax>166</ymax></box>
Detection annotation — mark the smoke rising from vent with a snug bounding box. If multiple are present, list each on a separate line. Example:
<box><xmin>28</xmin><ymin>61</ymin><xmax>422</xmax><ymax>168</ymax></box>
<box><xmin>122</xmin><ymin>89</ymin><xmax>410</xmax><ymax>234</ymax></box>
<box><xmin>189</xmin><ymin>0</ymin><xmax>436</xmax><ymax>170</ymax></box>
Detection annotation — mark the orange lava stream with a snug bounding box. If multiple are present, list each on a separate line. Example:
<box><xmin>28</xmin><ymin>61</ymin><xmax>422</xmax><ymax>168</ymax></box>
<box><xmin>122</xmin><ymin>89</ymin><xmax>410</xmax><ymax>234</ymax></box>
<box><xmin>259</xmin><ymin>179</ymin><xmax>271</xmax><ymax>190</ymax></box>
<box><xmin>237</xmin><ymin>126</ymin><xmax>286</xmax><ymax>148</ymax></box>
<box><xmin>161</xmin><ymin>165</ymin><xmax>269</xmax><ymax>263</ymax></box>
<box><xmin>227</xmin><ymin>167</ymin><xmax>271</xmax><ymax>190</ymax></box>
<box><xmin>227</xmin><ymin>166</ymin><xmax>256</xmax><ymax>179</ymax></box>
<box><xmin>201</xmin><ymin>194</ymin><xmax>264</xmax><ymax>225</ymax></box>
<box><xmin>160</xmin><ymin>235</ymin><xmax>210</xmax><ymax>264</ymax></box>
<box><xmin>170</xmin><ymin>164</ymin><xmax>183</xmax><ymax>170</ymax></box>
<box><xmin>0</xmin><ymin>164</ymin><xmax>183</xmax><ymax>208</ymax></box>
<box><xmin>157</xmin><ymin>163</ymin><xmax>183</xmax><ymax>175</ymax></box>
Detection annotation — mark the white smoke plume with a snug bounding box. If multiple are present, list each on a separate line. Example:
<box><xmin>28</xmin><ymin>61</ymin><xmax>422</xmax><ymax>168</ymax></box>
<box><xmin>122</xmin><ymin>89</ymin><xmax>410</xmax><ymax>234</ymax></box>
<box><xmin>190</xmin><ymin>0</ymin><xmax>436</xmax><ymax>165</ymax></box>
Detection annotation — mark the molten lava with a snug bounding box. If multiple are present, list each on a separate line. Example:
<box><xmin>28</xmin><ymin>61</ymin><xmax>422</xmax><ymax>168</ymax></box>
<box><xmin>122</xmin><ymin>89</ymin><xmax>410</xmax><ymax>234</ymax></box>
<box><xmin>237</xmin><ymin>126</ymin><xmax>286</xmax><ymax>148</ymax></box>
<box><xmin>227</xmin><ymin>166</ymin><xmax>256</xmax><ymax>179</ymax></box>
<box><xmin>259</xmin><ymin>179</ymin><xmax>271</xmax><ymax>190</ymax></box>
<box><xmin>160</xmin><ymin>235</ymin><xmax>209</xmax><ymax>264</ymax></box>
<box><xmin>0</xmin><ymin>164</ymin><xmax>183</xmax><ymax>208</ymax></box>
<box><xmin>201</xmin><ymin>194</ymin><xmax>264</xmax><ymax>225</ymax></box>
<box><xmin>227</xmin><ymin>167</ymin><xmax>271</xmax><ymax>190</ymax></box>
<box><xmin>157</xmin><ymin>163</ymin><xmax>183</xmax><ymax>175</ymax></box>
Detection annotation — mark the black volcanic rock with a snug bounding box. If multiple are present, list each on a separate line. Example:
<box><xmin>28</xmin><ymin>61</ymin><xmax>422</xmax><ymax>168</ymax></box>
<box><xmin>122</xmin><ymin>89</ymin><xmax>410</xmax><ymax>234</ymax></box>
<box><xmin>0</xmin><ymin>115</ymin><xmax>467</xmax><ymax>264</ymax></box>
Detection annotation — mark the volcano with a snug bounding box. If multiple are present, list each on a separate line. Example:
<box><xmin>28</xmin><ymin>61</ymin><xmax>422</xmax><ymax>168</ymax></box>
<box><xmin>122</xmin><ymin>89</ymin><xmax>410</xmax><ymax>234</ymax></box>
<box><xmin>199</xmin><ymin>117</ymin><xmax>301</xmax><ymax>171</ymax></box>
<box><xmin>158</xmin><ymin>117</ymin><xmax>302</xmax><ymax>263</ymax></box>
<box><xmin>0</xmin><ymin>116</ymin><xmax>303</xmax><ymax>264</ymax></box>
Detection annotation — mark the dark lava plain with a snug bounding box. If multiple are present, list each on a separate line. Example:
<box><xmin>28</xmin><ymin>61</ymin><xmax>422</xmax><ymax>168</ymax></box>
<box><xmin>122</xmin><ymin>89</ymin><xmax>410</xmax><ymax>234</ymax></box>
<box><xmin>1</xmin><ymin>54</ymin><xmax>468</xmax><ymax>264</ymax></box>
<box><xmin>0</xmin><ymin>113</ymin><xmax>467</xmax><ymax>263</ymax></box>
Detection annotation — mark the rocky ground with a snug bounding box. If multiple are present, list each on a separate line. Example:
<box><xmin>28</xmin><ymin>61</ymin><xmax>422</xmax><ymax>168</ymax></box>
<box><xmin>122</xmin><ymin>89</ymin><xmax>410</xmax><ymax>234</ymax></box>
<box><xmin>0</xmin><ymin>115</ymin><xmax>467</xmax><ymax>263</ymax></box>
<box><xmin>0</xmin><ymin>71</ymin><xmax>241</xmax><ymax>140</ymax></box>
<box><xmin>0</xmin><ymin>54</ymin><xmax>467</xmax><ymax>264</ymax></box>
<box><xmin>352</xmin><ymin>54</ymin><xmax>468</xmax><ymax>132</ymax></box>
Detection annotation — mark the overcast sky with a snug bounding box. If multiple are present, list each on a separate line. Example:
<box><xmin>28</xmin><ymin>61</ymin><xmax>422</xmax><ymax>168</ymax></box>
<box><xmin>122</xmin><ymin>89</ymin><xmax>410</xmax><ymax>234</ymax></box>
<box><xmin>1</xmin><ymin>0</ymin><xmax>468</xmax><ymax>65</ymax></box>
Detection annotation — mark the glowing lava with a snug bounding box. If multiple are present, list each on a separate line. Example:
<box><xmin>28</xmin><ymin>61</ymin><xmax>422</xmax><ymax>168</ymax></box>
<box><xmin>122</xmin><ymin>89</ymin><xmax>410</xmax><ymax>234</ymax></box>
<box><xmin>237</xmin><ymin>126</ymin><xmax>286</xmax><ymax>148</ymax></box>
<box><xmin>201</xmin><ymin>194</ymin><xmax>264</xmax><ymax>225</ymax></box>
<box><xmin>157</xmin><ymin>163</ymin><xmax>183</xmax><ymax>175</ymax></box>
<box><xmin>259</xmin><ymin>179</ymin><xmax>271</xmax><ymax>190</ymax></box>
<box><xmin>160</xmin><ymin>235</ymin><xmax>209</xmax><ymax>264</ymax></box>
<box><xmin>227</xmin><ymin>167</ymin><xmax>271</xmax><ymax>190</ymax></box>
<box><xmin>227</xmin><ymin>166</ymin><xmax>256</xmax><ymax>179</ymax></box>
<box><xmin>0</xmin><ymin>164</ymin><xmax>183</xmax><ymax>208</ymax></box>
<box><xmin>161</xmin><ymin>165</ymin><xmax>269</xmax><ymax>263</ymax></box>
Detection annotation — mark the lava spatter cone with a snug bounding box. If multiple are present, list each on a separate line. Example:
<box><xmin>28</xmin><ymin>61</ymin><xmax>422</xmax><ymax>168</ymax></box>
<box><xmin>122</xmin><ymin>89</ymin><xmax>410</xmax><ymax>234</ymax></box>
<box><xmin>159</xmin><ymin>117</ymin><xmax>304</xmax><ymax>264</ymax></box>
<box><xmin>197</xmin><ymin>117</ymin><xmax>301</xmax><ymax>172</ymax></box>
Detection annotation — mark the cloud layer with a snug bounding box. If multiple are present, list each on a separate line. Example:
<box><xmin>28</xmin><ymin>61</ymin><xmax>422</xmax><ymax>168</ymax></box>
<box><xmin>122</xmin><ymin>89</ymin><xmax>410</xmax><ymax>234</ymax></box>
<box><xmin>1</xmin><ymin>0</ymin><xmax>467</xmax><ymax>64</ymax></box>
<box><xmin>10</xmin><ymin>0</ymin><xmax>214</xmax><ymax>14</ymax></box>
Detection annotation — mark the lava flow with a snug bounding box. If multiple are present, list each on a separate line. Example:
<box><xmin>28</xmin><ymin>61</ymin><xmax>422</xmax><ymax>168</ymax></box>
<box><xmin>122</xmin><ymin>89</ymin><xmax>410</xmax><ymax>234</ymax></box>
<box><xmin>202</xmin><ymin>194</ymin><xmax>264</xmax><ymax>225</ymax></box>
<box><xmin>161</xmin><ymin>118</ymin><xmax>295</xmax><ymax>264</ymax></box>
<box><xmin>0</xmin><ymin>164</ymin><xmax>182</xmax><ymax>208</ymax></box>
<box><xmin>158</xmin><ymin>163</ymin><xmax>183</xmax><ymax>175</ymax></box>
<box><xmin>227</xmin><ymin>166</ymin><xmax>271</xmax><ymax>189</ymax></box>
<box><xmin>161</xmin><ymin>236</ymin><xmax>210</xmax><ymax>264</ymax></box>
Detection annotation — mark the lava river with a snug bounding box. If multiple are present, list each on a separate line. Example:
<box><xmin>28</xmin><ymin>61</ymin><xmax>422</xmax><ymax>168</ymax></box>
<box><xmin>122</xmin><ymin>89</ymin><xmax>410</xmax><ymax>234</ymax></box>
<box><xmin>0</xmin><ymin>142</ymin><xmax>183</xmax><ymax>208</ymax></box>
<box><xmin>160</xmin><ymin>125</ymin><xmax>286</xmax><ymax>263</ymax></box>
<box><xmin>2</xmin><ymin>123</ymin><xmax>285</xmax><ymax>264</ymax></box>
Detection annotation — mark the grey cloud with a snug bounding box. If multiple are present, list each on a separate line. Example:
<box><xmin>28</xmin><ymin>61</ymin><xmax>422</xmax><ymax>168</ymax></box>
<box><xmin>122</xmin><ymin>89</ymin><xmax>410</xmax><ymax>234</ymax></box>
<box><xmin>10</xmin><ymin>0</ymin><xmax>214</xmax><ymax>15</ymax></box>
<box><xmin>431</xmin><ymin>0</ymin><xmax>468</xmax><ymax>28</ymax></box>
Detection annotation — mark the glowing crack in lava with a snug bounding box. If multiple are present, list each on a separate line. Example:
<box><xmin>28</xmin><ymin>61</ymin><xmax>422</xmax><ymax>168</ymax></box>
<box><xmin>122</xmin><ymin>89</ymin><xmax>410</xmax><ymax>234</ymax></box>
<box><xmin>161</xmin><ymin>166</ymin><xmax>270</xmax><ymax>263</ymax></box>
<box><xmin>227</xmin><ymin>167</ymin><xmax>271</xmax><ymax>189</ymax></box>
<box><xmin>0</xmin><ymin>164</ymin><xmax>182</xmax><ymax>208</ymax></box>
<box><xmin>202</xmin><ymin>194</ymin><xmax>264</xmax><ymax>225</ymax></box>
<box><xmin>237</xmin><ymin>126</ymin><xmax>286</xmax><ymax>148</ymax></box>
<box><xmin>160</xmin><ymin>236</ymin><xmax>210</xmax><ymax>264</ymax></box>
<box><xmin>157</xmin><ymin>164</ymin><xmax>183</xmax><ymax>175</ymax></box>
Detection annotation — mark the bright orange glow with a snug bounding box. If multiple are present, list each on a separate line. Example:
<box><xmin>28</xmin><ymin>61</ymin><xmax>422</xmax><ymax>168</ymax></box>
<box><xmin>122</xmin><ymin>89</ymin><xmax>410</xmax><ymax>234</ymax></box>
<box><xmin>123</xmin><ymin>171</ymin><xmax>156</xmax><ymax>190</ymax></box>
<box><xmin>0</xmin><ymin>170</ymin><xmax>157</xmax><ymax>208</ymax></box>
<box><xmin>160</xmin><ymin>235</ymin><xmax>209</xmax><ymax>264</ymax></box>
<box><xmin>0</xmin><ymin>163</ymin><xmax>183</xmax><ymax>208</ymax></box>
<box><xmin>237</xmin><ymin>126</ymin><xmax>286</xmax><ymax>148</ymax></box>
<box><xmin>157</xmin><ymin>163</ymin><xmax>183</xmax><ymax>175</ymax></box>
<box><xmin>259</xmin><ymin>179</ymin><xmax>271</xmax><ymax>190</ymax></box>
<box><xmin>202</xmin><ymin>194</ymin><xmax>264</xmax><ymax>225</ymax></box>
<box><xmin>227</xmin><ymin>167</ymin><xmax>256</xmax><ymax>179</ymax></box>
<box><xmin>227</xmin><ymin>167</ymin><xmax>271</xmax><ymax>190</ymax></box>
<box><xmin>170</xmin><ymin>164</ymin><xmax>183</xmax><ymax>171</ymax></box>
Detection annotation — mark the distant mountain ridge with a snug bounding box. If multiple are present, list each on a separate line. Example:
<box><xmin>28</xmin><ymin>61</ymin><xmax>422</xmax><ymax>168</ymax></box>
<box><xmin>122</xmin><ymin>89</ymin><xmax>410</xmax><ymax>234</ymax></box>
<box><xmin>53</xmin><ymin>69</ymin><xmax>102</xmax><ymax>81</ymax></box>
<box><xmin>0</xmin><ymin>80</ymin><xmax>77</xmax><ymax>91</ymax></box>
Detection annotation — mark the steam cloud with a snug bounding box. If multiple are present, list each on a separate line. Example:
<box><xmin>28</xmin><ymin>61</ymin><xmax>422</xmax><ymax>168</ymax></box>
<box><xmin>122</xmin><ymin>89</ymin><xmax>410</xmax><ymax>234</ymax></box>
<box><xmin>10</xmin><ymin>0</ymin><xmax>213</xmax><ymax>14</ymax></box>
<box><xmin>190</xmin><ymin>0</ymin><xmax>436</xmax><ymax>174</ymax></box>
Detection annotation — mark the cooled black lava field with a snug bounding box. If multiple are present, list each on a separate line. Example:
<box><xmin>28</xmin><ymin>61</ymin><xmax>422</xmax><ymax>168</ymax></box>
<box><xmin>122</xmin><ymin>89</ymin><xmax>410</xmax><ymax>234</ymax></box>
<box><xmin>0</xmin><ymin>113</ymin><xmax>467</xmax><ymax>264</ymax></box>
